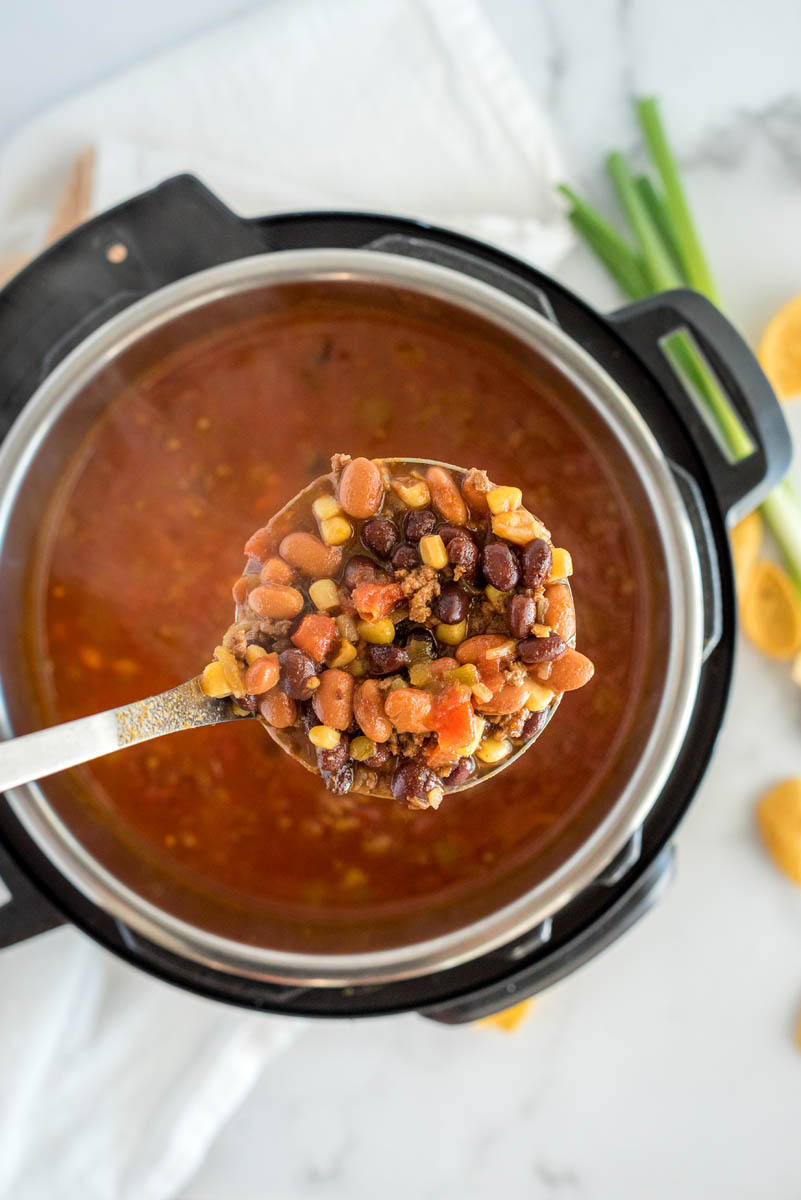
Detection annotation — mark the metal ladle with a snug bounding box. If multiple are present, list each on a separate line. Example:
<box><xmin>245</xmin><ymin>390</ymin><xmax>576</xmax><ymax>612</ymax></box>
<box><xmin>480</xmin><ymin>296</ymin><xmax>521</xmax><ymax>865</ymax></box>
<box><xmin>0</xmin><ymin>459</ymin><xmax>566</xmax><ymax>798</ymax></box>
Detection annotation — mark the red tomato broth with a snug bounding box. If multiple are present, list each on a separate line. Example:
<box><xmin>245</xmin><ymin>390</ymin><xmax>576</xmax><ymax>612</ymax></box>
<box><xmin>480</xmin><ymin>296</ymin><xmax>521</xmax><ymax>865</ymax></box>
<box><xmin>24</xmin><ymin>283</ymin><xmax>669</xmax><ymax>952</ymax></box>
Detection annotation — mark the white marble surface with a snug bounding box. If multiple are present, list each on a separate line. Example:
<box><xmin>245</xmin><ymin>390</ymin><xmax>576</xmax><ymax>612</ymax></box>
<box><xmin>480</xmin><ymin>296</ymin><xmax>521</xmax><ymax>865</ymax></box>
<box><xmin>4</xmin><ymin>2</ymin><xmax>801</xmax><ymax>1197</ymax></box>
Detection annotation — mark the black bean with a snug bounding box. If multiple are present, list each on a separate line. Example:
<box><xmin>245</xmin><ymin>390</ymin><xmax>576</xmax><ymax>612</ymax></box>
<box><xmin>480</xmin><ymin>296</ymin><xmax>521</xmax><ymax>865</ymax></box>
<box><xmin>436</xmin><ymin>582</ymin><xmax>470</xmax><ymax>624</ymax></box>
<box><xmin>521</xmin><ymin>709</ymin><xmax>549</xmax><ymax>741</ymax></box>
<box><xmin>403</xmin><ymin>508</ymin><xmax>437</xmax><ymax>542</ymax></box>
<box><xmin>447</xmin><ymin>533</ymin><xmax>479</xmax><ymax>583</ymax></box>
<box><xmin>365</xmin><ymin>743</ymin><xmax>392</xmax><ymax>769</ymax></box>
<box><xmin>520</xmin><ymin>538</ymin><xmax>552</xmax><ymax>590</ymax></box>
<box><xmin>236</xmin><ymin>694</ymin><xmax>259</xmax><ymax>713</ymax></box>
<box><xmin>443</xmin><ymin>756</ymin><xmax>476</xmax><ymax>787</ymax></box>
<box><xmin>300</xmin><ymin>700</ymin><xmax>317</xmax><ymax>731</ymax></box>
<box><xmin>317</xmin><ymin>733</ymin><xmax>350</xmax><ymax>772</ymax></box>
<box><xmin>508</xmin><ymin>594</ymin><xmax>536</xmax><ymax>639</ymax></box>
<box><xmin>517</xmin><ymin>632</ymin><xmax>566</xmax><ymax>664</ymax></box>
<box><xmin>343</xmin><ymin>554</ymin><xmax>387</xmax><ymax>589</ymax></box>
<box><xmin>365</xmin><ymin>644</ymin><xmax>410</xmax><ymax>675</ymax></box>
<box><xmin>362</xmin><ymin>517</ymin><xmax>398</xmax><ymax>559</ymax></box>
<box><xmin>279</xmin><ymin>647</ymin><xmax>317</xmax><ymax>699</ymax></box>
<box><xmin>391</xmin><ymin>758</ymin><xmax>442</xmax><ymax>806</ymax></box>
<box><xmin>437</xmin><ymin>524</ymin><xmax>464</xmax><ymax>545</ymax></box>
<box><xmin>481</xmin><ymin>542</ymin><xmax>519</xmax><ymax>591</ymax></box>
<box><xmin>391</xmin><ymin>544</ymin><xmax>420</xmax><ymax>572</ymax></box>
<box><xmin>324</xmin><ymin>761</ymin><xmax>355</xmax><ymax>796</ymax></box>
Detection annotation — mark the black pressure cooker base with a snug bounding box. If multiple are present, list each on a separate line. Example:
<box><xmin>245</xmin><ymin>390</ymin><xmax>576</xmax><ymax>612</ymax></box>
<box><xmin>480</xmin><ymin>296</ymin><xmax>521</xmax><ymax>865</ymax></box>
<box><xmin>0</xmin><ymin>175</ymin><xmax>787</xmax><ymax>1020</ymax></box>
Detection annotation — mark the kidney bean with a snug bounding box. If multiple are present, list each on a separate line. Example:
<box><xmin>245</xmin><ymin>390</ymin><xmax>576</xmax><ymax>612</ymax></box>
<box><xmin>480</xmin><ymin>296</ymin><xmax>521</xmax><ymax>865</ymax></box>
<box><xmin>258</xmin><ymin>688</ymin><xmax>297</xmax><ymax>728</ymax></box>
<box><xmin>474</xmin><ymin>681</ymin><xmax>531</xmax><ymax>714</ymax></box>
<box><xmin>435</xmin><ymin>582</ymin><xmax>470</xmax><ymax>624</ymax></box>
<box><xmin>518</xmin><ymin>631</ymin><xmax>566</xmax><ymax>664</ymax></box>
<box><xmin>443</xmin><ymin>756</ymin><xmax>476</xmax><ymax>787</ymax></box>
<box><xmin>384</xmin><ymin>688</ymin><xmax>434</xmax><ymax>733</ymax></box>
<box><xmin>279</xmin><ymin>647</ymin><xmax>317</xmax><ymax>699</ymax></box>
<box><xmin>312</xmin><ymin>668</ymin><xmax>354</xmax><ymax>729</ymax></box>
<box><xmin>403</xmin><ymin>508</ymin><xmax>437</xmax><ymax>542</ymax></box>
<box><xmin>343</xmin><ymin>554</ymin><xmax>388</xmax><ymax>589</ymax></box>
<box><xmin>317</xmin><ymin>732</ymin><xmax>350</xmax><ymax>772</ymax></box>
<box><xmin>547</xmin><ymin>648</ymin><xmax>595</xmax><ymax>692</ymax></box>
<box><xmin>520</xmin><ymin>538</ymin><xmax>552</xmax><ymax>590</ymax></box>
<box><xmin>244</xmin><ymin>652</ymin><xmax>280</xmax><ymax>694</ymax></box>
<box><xmin>325</xmin><ymin>761</ymin><xmax>355</xmax><ymax>796</ymax></box>
<box><xmin>391</xmin><ymin>758</ymin><xmax>442</xmax><ymax>806</ymax></box>
<box><xmin>521</xmin><ymin>709</ymin><xmax>549</xmax><ymax>741</ymax></box>
<box><xmin>544</xmin><ymin>582</ymin><xmax>576</xmax><ymax>642</ymax></box>
<box><xmin>248</xmin><ymin>584</ymin><xmax>305</xmax><ymax>620</ymax></box>
<box><xmin>365</xmin><ymin>644</ymin><xmax>410</xmax><ymax>675</ymax></box>
<box><xmin>232</xmin><ymin>574</ymin><xmax>260</xmax><ymax>607</ymax></box>
<box><xmin>436</xmin><ymin>524</ymin><xmax>462</xmax><ymax>545</ymax></box>
<box><xmin>447</xmin><ymin>533</ymin><xmax>479</xmax><ymax>583</ymax></box>
<box><xmin>235</xmin><ymin>694</ymin><xmax>259</xmax><ymax>713</ymax></box>
<box><xmin>391</xmin><ymin>544</ymin><xmax>420</xmax><ymax>572</ymax></box>
<box><xmin>426</xmin><ymin>466</ymin><xmax>468</xmax><ymax>525</ymax></box>
<box><xmin>481</xmin><ymin>542</ymin><xmax>519</xmax><ymax>591</ymax></box>
<box><xmin>353</xmin><ymin>679</ymin><xmax>393</xmax><ymax>743</ymax></box>
<box><xmin>280</xmin><ymin>531</ymin><xmax>342</xmax><ymax>577</ymax></box>
<box><xmin>362</xmin><ymin>516</ymin><xmax>398</xmax><ymax>559</ymax></box>
<box><xmin>338</xmin><ymin>457</ymin><xmax>383</xmax><ymax>518</ymax></box>
<box><xmin>259</xmin><ymin>557</ymin><xmax>294</xmax><ymax>586</ymax></box>
<box><xmin>508</xmin><ymin>594</ymin><xmax>536</xmax><ymax>639</ymax></box>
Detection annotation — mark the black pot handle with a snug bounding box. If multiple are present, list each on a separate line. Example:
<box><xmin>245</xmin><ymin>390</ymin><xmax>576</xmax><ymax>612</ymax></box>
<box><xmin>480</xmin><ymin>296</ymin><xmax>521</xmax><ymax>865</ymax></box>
<box><xmin>0</xmin><ymin>837</ymin><xmax>64</xmax><ymax>948</ymax></box>
<box><xmin>0</xmin><ymin>175</ymin><xmax>271</xmax><ymax>434</ymax></box>
<box><xmin>609</xmin><ymin>289</ymin><xmax>791</xmax><ymax>522</ymax></box>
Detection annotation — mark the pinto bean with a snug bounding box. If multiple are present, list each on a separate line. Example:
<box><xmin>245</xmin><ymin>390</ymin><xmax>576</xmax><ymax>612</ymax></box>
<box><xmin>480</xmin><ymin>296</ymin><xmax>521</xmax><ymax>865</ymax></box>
<box><xmin>258</xmin><ymin>689</ymin><xmax>297</xmax><ymax>728</ymax></box>
<box><xmin>338</xmin><ymin>457</ymin><xmax>383</xmax><ymax>518</ymax></box>
<box><xmin>312</xmin><ymin>668</ymin><xmax>355</xmax><ymax>730</ymax></box>
<box><xmin>244</xmin><ymin>653</ymin><xmax>280</xmax><ymax>695</ymax></box>
<box><xmin>259</xmin><ymin>557</ymin><xmax>294</xmax><ymax>586</ymax></box>
<box><xmin>279</xmin><ymin>531</ymin><xmax>342</xmax><ymax>577</ymax></box>
<box><xmin>426</xmin><ymin>466</ymin><xmax>468</xmax><ymax>524</ymax></box>
<box><xmin>544</xmin><ymin>582</ymin><xmax>576</xmax><ymax>642</ymax></box>
<box><xmin>353</xmin><ymin>679</ymin><xmax>392</xmax><ymax>743</ymax></box>
<box><xmin>547</xmin><ymin>648</ymin><xmax>595</xmax><ymax>692</ymax></box>
<box><xmin>474</xmin><ymin>682</ymin><xmax>531</xmax><ymax>714</ymax></box>
<box><xmin>384</xmin><ymin>688</ymin><xmax>434</xmax><ymax>733</ymax></box>
<box><xmin>248</xmin><ymin>584</ymin><xmax>305</xmax><ymax>620</ymax></box>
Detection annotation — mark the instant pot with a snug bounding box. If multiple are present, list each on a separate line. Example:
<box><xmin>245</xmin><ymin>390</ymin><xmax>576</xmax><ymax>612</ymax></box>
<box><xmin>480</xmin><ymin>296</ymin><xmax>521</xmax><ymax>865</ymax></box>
<box><xmin>0</xmin><ymin>176</ymin><xmax>790</xmax><ymax>1021</ymax></box>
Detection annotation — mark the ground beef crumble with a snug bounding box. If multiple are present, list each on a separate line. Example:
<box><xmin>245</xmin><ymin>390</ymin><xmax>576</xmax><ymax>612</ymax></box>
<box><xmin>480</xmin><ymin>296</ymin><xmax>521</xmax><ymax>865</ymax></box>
<box><xmin>495</xmin><ymin>709</ymin><xmax>529</xmax><ymax>739</ymax></box>
<box><xmin>396</xmin><ymin>564</ymin><xmax>441</xmax><ymax>623</ymax></box>
<box><xmin>464</xmin><ymin>466</ymin><xmax>491</xmax><ymax>496</ymax></box>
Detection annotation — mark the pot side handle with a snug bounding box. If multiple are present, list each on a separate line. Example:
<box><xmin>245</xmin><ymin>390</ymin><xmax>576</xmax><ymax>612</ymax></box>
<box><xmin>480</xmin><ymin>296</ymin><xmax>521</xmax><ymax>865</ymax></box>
<box><xmin>609</xmin><ymin>290</ymin><xmax>791</xmax><ymax>524</ymax></box>
<box><xmin>0</xmin><ymin>837</ymin><xmax>64</xmax><ymax>948</ymax></box>
<box><xmin>0</xmin><ymin>175</ymin><xmax>269</xmax><ymax>431</ymax></box>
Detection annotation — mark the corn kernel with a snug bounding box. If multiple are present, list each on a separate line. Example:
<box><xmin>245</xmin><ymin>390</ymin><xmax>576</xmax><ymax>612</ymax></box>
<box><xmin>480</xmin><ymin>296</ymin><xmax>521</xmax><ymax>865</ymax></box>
<box><xmin>419</xmin><ymin>533</ymin><xmax>448</xmax><ymax>569</ymax></box>
<box><xmin>477</xmin><ymin>736</ymin><xmax>512</xmax><ymax>764</ymax></box>
<box><xmin>487</xmin><ymin>485</ymin><xmax>522</xmax><ymax>515</ymax></box>
<box><xmin>549</xmin><ymin>548</ymin><xmax>573</xmax><ymax>580</ymax></box>
<box><xmin>455</xmin><ymin>715</ymin><xmax>485</xmax><ymax>758</ymax></box>
<box><xmin>491</xmin><ymin>508</ymin><xmax>545</xmax><ymax>545</ymax></box>
<box><xmin>409</xmin><ymin>661</ymin><xmax>433</xmax><ymax>687</ymax></box>
<box><xmin>312</xmin><ymin>494</ymin><xmax>342</xmax><ymax>521</ymax></box>
<box><xmin>336</xmin><ymin>613</ymin><xmax>359</xmax><ymax>643</ymax></box>
<box><xmin>436</xmin><ymin>619</ymin><xmax>467</xmax><ymax>646</ymax></box>
<box><xmin>485</xmin><ymin>584</ymin><xmax>508</xmax><ymax>608</ymax></box>
<box><xmin>309</xmin><ymin>578</ymin><xmax>340</xmax><ymax>610</ymax></box>
<box><xmin>525</xmin><ymin>681</ymin><xmax>554</xmax><ymax>712</ymax></box>
<box><xmin>213</xmin><ymin>644</ymin><xmax>245</xmax><ymax>696</ymax></box>
<box><xmin>329</xmin><ymin>639</ymin><xmax>358</xmax><ymax>669</ymax></box>
<box><xmin>200</xmin><ymin>661</ymin><xmax>231</xmax><ymax>697</ymax></box>
<box><xmin>358</xmin><ymin>617</ymin><xmax>396</xmax><ymax>644</ymax></box>
<box><xmin>245</xmin><ymin>644</ymin><xmax>268</xmax><ymax>665</ymax></box>
<box><xmin>351</xmin><ymin>735</ymin><xmax>376</xmax><ymax>762</ymax></box>
<box><xmin>390</xmin><ymin>475</ymin><xmax>430</xmax><ymax>508</ymax></box>
<box><xmin>308</xmin><ymin>724</ymin><xmax>341</xmax><ymax>750</ymax></box>
<box><xmin>793</xmin><ymin>653</ymin><xmax>801</xmax><ymax>688</ymax></box>
<box><xmin>444</xmin><ymin>663</ymin><xmax>479</xmax><ymax>687</ymax></box>
<box><xmin>320</xmin><ymin>516</ymin><xmax>353</xmax><ymax>546</ymax></box>
<box><xmin>532</xmin><ymin>623</ymin><xmax>552</xmax><ymax>638</ymax></box>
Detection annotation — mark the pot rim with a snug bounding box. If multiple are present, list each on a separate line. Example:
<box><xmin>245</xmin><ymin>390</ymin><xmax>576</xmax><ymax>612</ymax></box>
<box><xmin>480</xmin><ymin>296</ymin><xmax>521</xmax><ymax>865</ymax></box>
<box><xmin>0</xmin><ymin>248</ymin><xmax>704</xmax><ymax>985</ymax></box>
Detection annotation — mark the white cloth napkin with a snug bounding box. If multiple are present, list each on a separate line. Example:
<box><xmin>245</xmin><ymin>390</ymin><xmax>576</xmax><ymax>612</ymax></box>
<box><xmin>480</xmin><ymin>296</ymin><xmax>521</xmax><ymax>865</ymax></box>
<box><xmin>0</xmin><ymin>3</ymin><xmax>570</xmax><ymax>1198</ymax></box>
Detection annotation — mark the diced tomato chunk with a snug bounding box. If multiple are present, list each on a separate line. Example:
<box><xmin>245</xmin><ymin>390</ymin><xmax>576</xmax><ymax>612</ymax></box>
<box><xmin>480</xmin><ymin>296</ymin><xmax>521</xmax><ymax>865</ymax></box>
<box><xmin>431</xmin><ymin>684</ymin><xmax>475</xmax><ymax>754</ymax></box>
<box><xmin>352</xmin><ymin>582</ymin><xmax>404</xmax><ymax>622</ymax></box>
<box><xmin>290</xmin><ymin>613</ymin><xmax>337</xmax><ymax>663</ymax></box>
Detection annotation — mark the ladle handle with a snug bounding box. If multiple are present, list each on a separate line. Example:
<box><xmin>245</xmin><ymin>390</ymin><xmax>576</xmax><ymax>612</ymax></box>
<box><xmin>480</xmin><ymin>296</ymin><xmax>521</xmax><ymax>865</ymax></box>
<box><xmin>0</xmin><ymin>680</ymin><xmax>237</xmax><ymax>793</ymax></box>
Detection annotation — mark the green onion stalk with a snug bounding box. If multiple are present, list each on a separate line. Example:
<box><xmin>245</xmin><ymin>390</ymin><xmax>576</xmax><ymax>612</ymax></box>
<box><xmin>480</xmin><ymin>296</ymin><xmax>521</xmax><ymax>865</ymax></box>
<box><xmin>559</xmin><ymin>96</ymin><xmax>801</xmax><ymax>600</ymax></box>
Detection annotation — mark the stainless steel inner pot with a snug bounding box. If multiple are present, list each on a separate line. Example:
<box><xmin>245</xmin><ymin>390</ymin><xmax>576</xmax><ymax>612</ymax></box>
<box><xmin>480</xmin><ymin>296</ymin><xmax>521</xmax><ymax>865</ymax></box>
<box><xmin>0</xmin><ymin>249</ymin><xmax>703</xmax><ymax>986</ymax></box>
